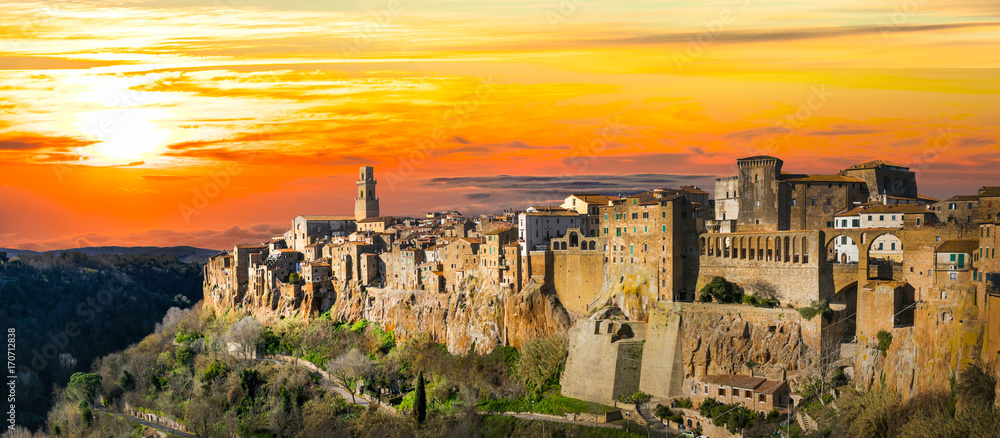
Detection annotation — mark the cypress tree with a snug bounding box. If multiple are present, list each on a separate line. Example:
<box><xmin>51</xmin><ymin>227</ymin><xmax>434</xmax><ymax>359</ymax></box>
<box><xmin>414</xmin><ymin>371</ymin><xmax>427</xmax><ymax>426</ymax></box>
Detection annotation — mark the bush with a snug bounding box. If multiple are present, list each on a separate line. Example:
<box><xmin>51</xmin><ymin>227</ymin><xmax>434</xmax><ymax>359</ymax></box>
<box><xmin>620</xmin><ymin>391</ymin><xmax>650</xmax><ymax>404</ymax></box>
<box><xmin>676</xmin><ymin>397</ymin><xmax>693</xmax><ymax>409</ymax></box>
<box><xmin>699</xmin><ymin>397</ymin><xmax>721</xmax><ymax>417</ymax></box>
<box><xmin>175</xmin><ymin>346</ymin><xmax>194</xmax><ymax>367</ymax></box>
<box><xmin>876</xmin><ymin>330</ymin><xmax>892</xmax><ymax>352</ymax></box>
<box><xmin>744</xmin><ymin>294</ymin><xmax>780</xmax><ymax>308</ymax></box>
<box><xmin>655</xmin><ymin>403</ymin><xmax>672</xmax><ymax>419</ymax></box>
<box><xmin>799</xmin><ymin>300</ymin><xmax>833</xmax><ymax>319</ymax></box>
<box><xmin>700</xmin><ymin>277</ymin><xmax>742</xmax><ymax>304</ymax></box>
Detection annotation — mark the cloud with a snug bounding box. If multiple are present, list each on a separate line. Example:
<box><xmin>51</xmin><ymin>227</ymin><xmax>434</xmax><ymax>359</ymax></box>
<box><xmin>465</xmin><ymin>192</ymin><xmax>492</xmax><ymax>200</ymax></box>
<box><xmin>597</xmin><ymin>22</ymin><xmax>1000</xmax><ymax>46</ymax></box>
<box><xmin>807</xmin><ymin>126</ymin><xmax>881</xmax><ymax>136</ymax></box>
<box><xmin>0</xmin><ymin>135</ymin><xmax>93</xmax><ymax>151</ymax></box>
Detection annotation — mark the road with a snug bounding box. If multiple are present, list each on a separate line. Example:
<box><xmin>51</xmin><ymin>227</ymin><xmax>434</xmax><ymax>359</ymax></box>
<box><xmin>94</xmin><ymin>403</ymin><xmax>197</xmax><ymax>438</ymax></box>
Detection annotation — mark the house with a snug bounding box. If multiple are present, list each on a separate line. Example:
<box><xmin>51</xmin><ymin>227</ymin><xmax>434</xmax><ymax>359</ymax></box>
<box><xmin>690</xmin><ymin>374</ymin><xmax>792</xmax><ymax>414</ymax></box>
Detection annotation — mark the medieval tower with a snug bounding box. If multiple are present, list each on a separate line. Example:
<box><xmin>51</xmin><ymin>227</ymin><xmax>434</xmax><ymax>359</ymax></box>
<box><xmin>355</xmin><ymin>166</ymin><xmax>380</xmax><ymax>221</ymax></box>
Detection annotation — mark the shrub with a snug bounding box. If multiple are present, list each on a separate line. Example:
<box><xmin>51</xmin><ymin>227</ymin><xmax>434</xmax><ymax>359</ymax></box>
<box><xmin>676</xmin><ymin>397</ymin><xmax>693</xmax><ymax>409</ymax></box>
<box><xmin>655</xmin><ymin>403</ymin><xmax>672</xmax><ymax>419</ymax></box>
<box><xmin>699</xmin><ymin>397</ymin><xmax>721</xmax><ymax>417</ymax></box>
<box><xmin>620</xmin><ymin>391</ymin><xmax>651</xmax><ymax>404</ymax></box>
<box><xmin>799</xmin><ymin>300</ymin><xmax>833</xmax><ymax>319</ymax></box>
<box><xmin>876</xmin><ymin>330</ymin><xmax>892</xmax><ymax>352</ymax></box>
<box><xmin>700</xmin><ymin>277</ymin><xmax>742</xmax><ymax>303</ymax></box>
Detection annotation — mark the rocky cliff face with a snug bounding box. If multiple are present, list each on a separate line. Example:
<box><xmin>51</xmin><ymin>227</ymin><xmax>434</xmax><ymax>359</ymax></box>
<box><xmin>206</xmin><ymin>276</ymin><xmax>571</xmax><ymax>355</ymax></box>
<box><xmin>676</xmin><ymin>307</ymin><xmax>819</xmax><ymax>387</ymax></box>
<box><xmin>852</xmin><ymin>288</ymin><xmax>984</xmax><ymax>400</ymax></box>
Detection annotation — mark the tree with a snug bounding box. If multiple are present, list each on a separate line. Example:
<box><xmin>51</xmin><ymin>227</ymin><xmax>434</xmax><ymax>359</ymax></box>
<box><xmin>414</xmin><ymin>371</ymin><xmax>427</xmax><ymax>426</ymax></box>
<box><xmin>288</xmin><ymin>272</ymin><xmax>300</xmax><ymax>283</ymax></box>
<box><xmin>225</xmin><ymin>316</ymin><xmax>264</xmax><ymax>359</ymax></box>
<box><xmin>66</xmin><ymin>373</ymin><xmax>102</xmax><ymax>404</ymax></box>
<box><xmin>327</xmin><ymin>349</ymin><xmax>374</xmax><ymax>404</ymax></box>
<box><xmin>517</xmin><ymin>335</ymin><xmax>568</xmax><ymax>396</ymax></box>
<box><xmin>700</xmin><ymin>276</ymin><xmax>742</xmax><ymax>303</ymax></box>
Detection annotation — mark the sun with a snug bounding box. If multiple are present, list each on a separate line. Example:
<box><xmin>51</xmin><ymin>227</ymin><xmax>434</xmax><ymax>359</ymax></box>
<box><xmin>70</xmin><ymin>73</ymin><xmax>175</xmax><ymax>165</ymax></box>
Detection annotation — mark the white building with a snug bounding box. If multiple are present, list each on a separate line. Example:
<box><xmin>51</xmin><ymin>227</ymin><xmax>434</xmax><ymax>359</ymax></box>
<box><xmin>518</xmin><ymin>207</ymin><xmax>586</xmax><ymax>254</ymax></box>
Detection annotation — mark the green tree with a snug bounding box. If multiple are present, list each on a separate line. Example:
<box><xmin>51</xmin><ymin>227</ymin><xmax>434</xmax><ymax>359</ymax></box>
<box><xmin>699</xmin><ymin>277</ymin><xmax>742</xmax><ymax>303</ymax></box>
<box><xmin>66</xmin><ymin>373</ymin><xmax>102</xmax><ymax>403</ymax></box>
<box><xmin>414</xmin><ymin>371</ymin><xmax>427</xmax><ymax>426</ymax></box>
<box><xmin>119</xmin><ymin>370</ymin><xmax>135</xmax><ymax>391</ymax></box>
<box><xmin>288</xmin><ymin>272</ymin><xmax>300</xmax><ymax>283</ymax></box>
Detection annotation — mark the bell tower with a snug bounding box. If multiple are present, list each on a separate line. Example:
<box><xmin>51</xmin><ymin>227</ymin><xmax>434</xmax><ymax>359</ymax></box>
<box><xmin>355</xmin><ymin>166</ymin><xmax>379</xmax><ymax>221</ymax></box>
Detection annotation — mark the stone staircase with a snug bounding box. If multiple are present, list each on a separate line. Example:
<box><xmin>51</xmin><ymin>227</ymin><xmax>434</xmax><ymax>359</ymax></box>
<box><xmin>796</xmin><ymin>411</ymin><xmax>818</xmax><ymax>433</ymax></box>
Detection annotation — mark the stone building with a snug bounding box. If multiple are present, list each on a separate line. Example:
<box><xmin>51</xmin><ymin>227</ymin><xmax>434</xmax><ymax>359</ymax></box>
<box><xmin>355</xmin><ymin>165</ymin><xmax>379</xmax><ymax>221</ymax></box>
<box><xmin>689</xmin><ymin>374</ymin><xmax>792</xmax><ymax>414</ymax></box>
<box><xmin>560</xmin><ymin>193</ymin><xmax>615</xmax><ymax>236</ymax></box>
<box><xmin>712</xmin><ymin>156</ymin><xmax>927</xmax><ymax>233</ymax></box>
<box><xmin>518</xmin><ymin>207</ymin><xmax>586</xmax><ymax>254</ymax></box>
<box><xmin>599</xmin><ymin>189</ymin><xmax>700</xmax><ymax>302</ymax></box>
<box><xmin>290</xmin><ymin>215</ymin><xmax>354</xmax><ymax>252</ymax></box>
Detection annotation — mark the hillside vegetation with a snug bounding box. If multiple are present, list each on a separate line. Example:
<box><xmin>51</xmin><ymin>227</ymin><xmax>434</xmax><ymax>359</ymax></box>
<box><xmin>0</xmin><ymin>251</ymin><xmax>203</xmax><ymax>430</ymax></box>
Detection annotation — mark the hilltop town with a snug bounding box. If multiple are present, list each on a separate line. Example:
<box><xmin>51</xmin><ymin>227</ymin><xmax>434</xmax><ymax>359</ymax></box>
<box><xmin>203</xmin><ymin>157</ymin><xmax>1000</xmax><ymax>434</ymax></box>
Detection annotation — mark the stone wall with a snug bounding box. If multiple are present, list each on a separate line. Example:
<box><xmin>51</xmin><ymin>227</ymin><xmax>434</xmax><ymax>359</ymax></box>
<box><xmin>561</xmin><ymin>319</ymin><xmax>647</xmax><ymax>404</ymax></box>
<box><xmin>697</xmin><ymin>230</ymin><xmax>825</xmax><ymax>307</ymax></box>
<box><xmin>551</xmin><ymin>250</ymin><xmax>606</xmax><ymax>315</ymax></box>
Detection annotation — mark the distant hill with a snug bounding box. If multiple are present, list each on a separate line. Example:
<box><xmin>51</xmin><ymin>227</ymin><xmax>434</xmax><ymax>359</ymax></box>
<box><xmin>0</xmin><ymin>245</ymin><xmax>220</xmax><ymax>262</ymax></box>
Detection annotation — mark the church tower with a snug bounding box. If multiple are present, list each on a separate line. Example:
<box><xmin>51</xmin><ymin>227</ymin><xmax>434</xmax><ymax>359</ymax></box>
<box><xmin>355</xmin><ymin>166</ymin><xmax>379</xmax><ymax>221</ymax></box>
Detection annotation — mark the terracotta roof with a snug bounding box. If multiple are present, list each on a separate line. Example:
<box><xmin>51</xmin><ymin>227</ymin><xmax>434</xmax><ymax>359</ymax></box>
<box><xmin>944</xmin><ymin>195</ymin><xmax>979</xmax><ymax>202</ymax></box>
<box><xmin>523</xmin><ymin>210</ymin><xmax>581</xmax><ymax>217</ymax></box>
<box><xmin>917</xmin><ymin>194</ymin><xmax>941</xmax><ymax>202</ymax></box>
<box><xmin>703</xmin><ymin>375</ymin><xmax>767</xmax><ymax>389</ymax></box>
<box><xmin>569</xmin><ymin>193</ymin><xmax>616</xmax><ymax>204</ymax></box>
<box><xmin>358</xmin><ymin>216</ymin><xmax>389</xmax><ymax>223</ymax></box>
<box><xmin>783</xmin><ymin>175</ymin><xmax>864</xmax><ymax>183</ymax></box>
<box><xmin>756</xmin><ymin>380</ymin><xmax>788</xmax><ymax>394</ymax></box>
<box><xmin>936</xmin><ymin>240</ymin><xmax>979</xmax><ymax>254</ymax></box>
<box><xmin>862</xmin><ymin>204</ymin><xmax>932</xmax><ymax>215</ymax></box>
<box><xmin>980</xmin><ymin>186</ymin><xmax>1000</xmax><ymax>197</ymax></box>
<box><xmin>484</xmin><ymin>227</ymin><xmax>513</xmax><ymax>235</ymax></box>
<box><xmin>680</xmin><ymin>185</ymin><xmax>708</xmax><ymax>194</ymax></box>
<box><xmin>234</xmin><ymin>244</ymin><xmax>266</xmax><ymax>249</ymax></box>
<box><xmin>842</xmin><ymin>160</ymin><xmax>908</xmax><ymax>171</ymax></box>
<box><xmin>298</xmin><ymin>215</ymin><xmax>355</xmax><ymax>221</ymax></box>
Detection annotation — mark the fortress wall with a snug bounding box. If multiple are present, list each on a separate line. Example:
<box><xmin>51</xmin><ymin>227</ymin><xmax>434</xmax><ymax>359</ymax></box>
<box><xmin>698</xmin><ymin>231</ymin><xmax>826</xmax><ymax>307</ymax></box>
<box><xmin>551</xmin><ymin>250</ymin><xmax>606</xmax><ymax>315</ymax></box>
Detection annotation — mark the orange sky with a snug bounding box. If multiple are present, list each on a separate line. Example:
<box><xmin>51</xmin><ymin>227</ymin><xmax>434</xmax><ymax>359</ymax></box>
<box><xmin>1</xmin><ymin>0</ymin><xmax>999</xmax><ymax>250</ymax></box>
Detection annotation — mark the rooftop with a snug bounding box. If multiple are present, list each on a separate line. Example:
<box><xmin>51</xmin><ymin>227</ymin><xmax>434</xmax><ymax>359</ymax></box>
<box><xmin>935</xmin><ymin>239</ymin><xmax>979</xmax><ymax>254</ymax></box>
<box><xmin>842</xmin><ymin>160</ymin><xmax>909</xmax><ymax>171</ymax></box>
<box><xmin>783</xmin><ymin>174</ymin><xmax>864</xmax><ymax>183</ymax></box>
<box><xmin>702</xmin><ymin>375</ymin><xmax>767</xmax><ymax>389</ymax></box>
<box><xmin>298</xmin><ymin>215</ymin><xmax>355</xmax><ymax>221</ymax></box>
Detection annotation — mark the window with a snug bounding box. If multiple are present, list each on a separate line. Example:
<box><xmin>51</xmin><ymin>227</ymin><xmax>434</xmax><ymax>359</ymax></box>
<box><xmin>644</xmin><ymin>226</ymin><xmax>648</xmax><ymax>233</ymax></box>
<box><xmin>756</xmin><ymin>201</ymin><xmax>760</xmax><ymax>207</ymax></box>
<box><xmin>950</xmin><ymin>273</ymin><xmax>958</xmax><ymax>281</ymax></box>
<box><xmin>853</xmin><ymin>219</ymin><xmax>860</xmax><ymax>227</ymax></box>
<box><xmin>792</xmin><ymin>199</ymin><xmax>797</xmax><ymax>207</ymax></box>
<box><xmin>662</xmin><ymin>225</ymin><xmax>667</xmax><ymax>232</ymax></box>
<box><xmin>949</xmin><ymin>203</ymin><xmax>957</xmax><ymax>210</ymax></box>
<box><xmin>917</xmin><ymin>218</ymin><xmax>921</xmax><ymax>226</ymax></box>
<box><xmin>879</xmin><ymin>215</ymin><xmax>884</xmax><ymax>221</ymax></box>
<box><xmin>827</xmin><ymin>198</ymin><xmax>832</xmax><ymax>205</ymax></box>
<box><xmin>719</xmin><ymin>388</ymin><xmax>726</xmax><ymax>396</ymax></box>
<box><xmin>704</xmin><ymin>385</ymin><xmax>708</xmax><ymax>394</ymax></box>
<box><xmin>630</xmin><ymin>245</ymin><xmax>634</xmax><ymax>255</ymax></box>
<box><xmin>745</xmin><ymin>390</ymin><xmax>752</xmax><ymax>398</ymax></box>
<box><xmin>891</xmin><ymin>242</ymin><xmax>896</xmax><ymax>250</ymax></box>
<box><xmin>812</xmin><ymin>198</ymin><xmax>817</xmax><ymax>206</ymax></box>
<box><xmin>842</xmin><ymin>236</ymin><xmax>848</xmax><ymax>244</ymax></box>
<box><xmin>616</xmin><ymin>228</ymin><xmax>621</xmax><ymax>237</ymax></box>
<box><xmin>759</xmin><ymin>394</ymin><xmax>766</xmax><ymax>403</ymax></box>
<box><xmin>868</xmin><ymin>215</ymin><xmax>873</xmax><ymax>221</ymax></box>
<box><xmin>755</xmin><ymin>174</ymin><xmax>759</xmax><ymax>182</ymax></box>
<box><xmin>936</xmin><ymin>236</ymin><xmax>941</xmax><ymax>242</ymax></box>
<box><xmin>826</xmin><ymin>221</ymin><xmax>834</xmax><ymax>228</ymax></box>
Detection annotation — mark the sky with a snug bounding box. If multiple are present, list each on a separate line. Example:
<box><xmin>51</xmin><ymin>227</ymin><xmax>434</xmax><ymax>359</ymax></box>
<box><xmin>1</xmin><ymin>0</ymin><xmax>999</xmax><ymax>251</ymax></box>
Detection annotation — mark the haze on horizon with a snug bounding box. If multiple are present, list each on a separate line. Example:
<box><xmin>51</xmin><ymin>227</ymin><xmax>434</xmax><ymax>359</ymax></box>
<box><xmin>1</xmin><ymin>0</ymin><xmax>998</xmax><ymax>251</ymax></box>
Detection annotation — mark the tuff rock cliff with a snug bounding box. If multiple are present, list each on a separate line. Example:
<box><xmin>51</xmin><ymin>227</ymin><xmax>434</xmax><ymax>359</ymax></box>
<box><xmin>206</xmin><ymin>276</ymin><xmax>571</xmax><ymax>355</ymax></box>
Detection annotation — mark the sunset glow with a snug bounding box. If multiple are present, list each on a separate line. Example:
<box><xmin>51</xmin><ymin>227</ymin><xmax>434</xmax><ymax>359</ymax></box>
<box><xmin>2</xmin><ymin>0</ymin><xmax>999</xmax><ymax>250</ymax></box>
